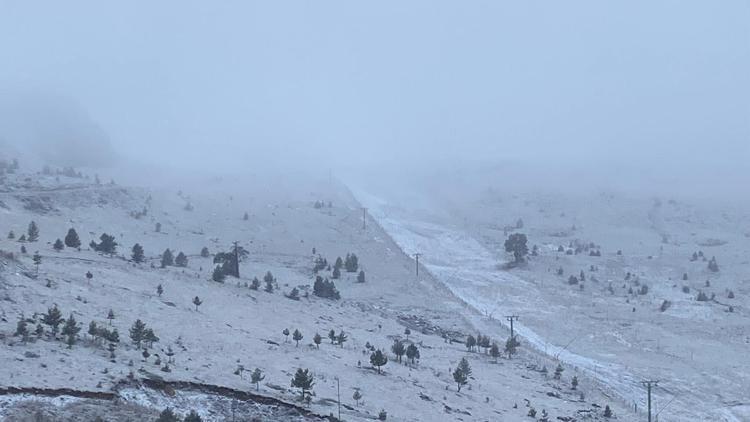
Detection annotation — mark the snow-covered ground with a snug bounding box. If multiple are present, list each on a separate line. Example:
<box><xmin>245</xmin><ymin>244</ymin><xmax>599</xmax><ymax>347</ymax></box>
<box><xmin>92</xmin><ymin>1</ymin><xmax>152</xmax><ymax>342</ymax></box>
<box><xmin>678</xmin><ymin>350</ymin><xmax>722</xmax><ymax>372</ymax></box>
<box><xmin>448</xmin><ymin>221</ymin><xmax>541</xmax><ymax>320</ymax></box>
<box><xmin>1</xmin><ymin>169</ymin><xmax>626</xmax><ymax>421</ymax></box>
<box><xmin>350</xmin><ymin>178</ymin><xmax>750</xmax><ymax>422</ymax></box>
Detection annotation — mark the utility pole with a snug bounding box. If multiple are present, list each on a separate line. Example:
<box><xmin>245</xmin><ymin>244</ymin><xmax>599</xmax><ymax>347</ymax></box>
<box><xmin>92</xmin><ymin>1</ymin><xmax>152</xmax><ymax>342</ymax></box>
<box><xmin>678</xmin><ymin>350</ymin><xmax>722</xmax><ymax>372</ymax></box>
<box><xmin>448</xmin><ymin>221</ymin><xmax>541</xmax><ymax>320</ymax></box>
<box><xmin>414</xmin><ymin>253</ymin><xmax>422</xmax><ymax>278</ymax></box>
<box><xmin>362</xmin><ymin>207</ymin><xmax>368</xmax><ymax>230</ymax></box>
<box><xmin>335</xmin><ymin>376</ymin><xmax>341</xmax><ymax>421</ymax></box>
<box><xmin>233</xmin><ymin>241</ymin><xmax>240</xmax><ymax>278</ymax></box>
<box><xmin>505</xmin><ymin>315</ymin><xmax>519</xmax><ymax>339</ymax></box>
<box><xmin>642</xmin><ymin>380</ymin><xmax>659</xmax><ymax>422</ymax></box>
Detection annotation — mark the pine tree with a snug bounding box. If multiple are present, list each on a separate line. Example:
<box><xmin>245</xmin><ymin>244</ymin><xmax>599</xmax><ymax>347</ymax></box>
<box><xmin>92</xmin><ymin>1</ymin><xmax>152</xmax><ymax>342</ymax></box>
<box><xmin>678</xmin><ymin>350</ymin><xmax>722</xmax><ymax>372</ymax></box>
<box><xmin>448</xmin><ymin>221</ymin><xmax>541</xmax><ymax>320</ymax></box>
<box><xmin>131</xmin><ymin>244</ymin><xmax>145</xmax><ymax>263</ymax></box>
<box><xmin>452</xmin><ymin>358</ymin><xmax>470</xmax><ymax>392</ymax></box>
<box><xmin>251</xmin><ymin>368</ymin><xmax>265</xmax><ymax>391</ymax></box>
<box><xmin>391</xmin><ymin>340</ymin><xmax>405</xmax><ymax>363</ymax></box>
<box><xmin>53</xmin><ymin>239</ymin><xmax>64</xmax><ymax>251</ymax></box>
<box><xmin>283</xmin><ymin>328</ymin><xmax>290</xmax><ymax>342</ymax></box>
<box><xmin>130</xmin><ymin>319</ymin><xmax>147</xmax><ymax>349</ymax></box>
<box><xmin>15</xmin><ymin>319</ymin><xmax>29</xmax><ymax>342</ymax></box>
<box><xmin>200</xmin><ymin>247</ymin><xmax>210</xmax><ymax>258</ymax></box>
<box><xmin>212</xmin><ymin>265</ymin><xmax>225</xmax><ymax>282</ymax></box>
<box><xmin>18</xmin><ymin>234</ymin><xmax>27</xmax><ymax>242</ymax></box>
<box><xmin>184</xmin><ymin>410</ymin><xmax>203</xmax><ymax>422</ymax></box>
<box><xmin>357</xmin><ymin>270</ymin><xmax>366</xmax><ymax>283</ymax></box>
<box><xmin>291</xmin><ymin>368</ymin><xmax>315</xmax><ymax>400</ymax></box>
<box><xmin>107</xmin><ymin>309</ymin><xmax>115</xmax><ymax>325</ymax></box>
<box><xmin>353</xmin><ymin>390</ymin><xmax>363</xmax><ymax>406</ymax></box>
<box><xmin>406</xmin><ymin>344</ymin><xmax>420</xmax><ymax>364</ymax></box>
<box><xmin>328</xmin><ymin>329</ymin><xmax>337</xmax><ymax>344</ymax></box>
<box><xmin>64</xmin><ymin>228</ymin><xmax>81</xmax><ymax>248</ymax></box>
<box><xmin>7</xmin><ymin>230</ymin><xmax>14</xmax><ymax>240</ymax></box>
<box><xmin>504</xmin><ymin>233</ymin><xmax>529</xmax><ymax>263</ymax></box>
<box><xmin>332</xmin><ymin>266</ymin><xmax>341</xmax><ymax>279</ymax></box>
<box><xmin>370</xmin><ymin>349</ymin><xmax>388</xmax><ymax>374</ymax></box>
<box><xmin>156</xmin><ymin>408</ymin><xmax>180</xmax><ymax>422</ymax></box>
<box><xmin>61</xmin><ymin>314</ymin><xmax>81</xmax><ymax>348</ymax></box>
<box><xmin>161</xmin><ymin>249</ymin><xmax>174</xmax><ymax>267</ymax></box>
<box><xmin>43</xmin><ymin>305</ymin><xmax>64</xmax><ymax>335</ymax></box>
<box><xmin>293</xmin><ymin>329</ymin><xmax>303</xmax><ymax>347</ymax></box>
<box><xmin>193</xmin><ymin>296</ymin><xmax>202</xmax><ymax>311</ymax></box>
<box><xmin>571</xmin><ymin>375</ymin><xmax>578</xmax><ymax>390</ymax></box>
<box><xmin>490</xmin><ymin>343</ymin><xmax>500</xmax><ymax>362</ymax></box>
<box><xmin>553</xmin><ymin>363</ymin><xmax>564</xmax><ymax>380</ymax></box>
<box><xmin>465</xmin><ymin>335</ymin><xmax>476</xmax><ymax>352</ymax></box>
<box><xmin>313</xmin><ymin>333</ymin><xmax>322</xmax><ymax>349</ymax></box>
<box><xmin>90</xmin><ymin>233</ymin><xmax>118</xmax><ymax>255</ymax></box>
<box><xmin>157</xmin><ymin>284</ymin><xmax>163</xmax><ymax>297</ymax></box>
<box><xmin>250</xmin><ymin>277</ymin><xmax>260</xmax><ymax>290</ymax></box>
<box><xmin>175</xmin><ymin>252</ymin><xmax>188</xmax><ymax>267</ymax></box>
<box><xmin>603</xmin><ymin>405</ymin><xmax>613</xmax><ymax>418</ymax></box>
<box><xmin>337</xmin><ymin>331</ymin><xmax>348</xmax><ymax>347</ymax></box>
<box><xmin>334</xmin><ymin>256</ymin><xmax>343</xmax><ymax>270</ymax></box>
<box><xmin>264</xmin><ymin>272</ymin><xmax>275</xmax><ymax>293</ymax></box>
<box><xmin>27</xmin><ymin>221</ymin><xmax>39</xmax><ymax>242</ymax></box>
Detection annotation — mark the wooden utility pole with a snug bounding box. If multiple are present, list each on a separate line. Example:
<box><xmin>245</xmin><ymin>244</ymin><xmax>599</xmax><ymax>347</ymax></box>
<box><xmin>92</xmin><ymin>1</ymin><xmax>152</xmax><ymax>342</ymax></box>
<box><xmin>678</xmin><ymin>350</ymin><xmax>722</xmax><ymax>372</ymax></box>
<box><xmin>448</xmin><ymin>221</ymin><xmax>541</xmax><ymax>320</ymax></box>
<box><xmin>233</xmin><ymin>241</ymin><xmax>240</xmax><ymax>278</ymax></box>
<box><xmin>335</xmin><ymin>376</ymin><xmax>341</xmax><ymax>421</ymax></box>
<box><xmin>505</xmin><ymin>315</ymin><xmax>519</xmax><ymax>339</ymax></box>
<box><xmin>362</xmin><ymin>207</ymin><xmax>368</xmax><ymax>230</ymax></box>
<box><xmin>414</xmin><ymin>253</ymin><xmax>422</xmax><ymax>278</ymax></box>
<box><xmin>642</xmin><ymin>380</ymin><xmax>659</xmax><ymax>422</ymax></box>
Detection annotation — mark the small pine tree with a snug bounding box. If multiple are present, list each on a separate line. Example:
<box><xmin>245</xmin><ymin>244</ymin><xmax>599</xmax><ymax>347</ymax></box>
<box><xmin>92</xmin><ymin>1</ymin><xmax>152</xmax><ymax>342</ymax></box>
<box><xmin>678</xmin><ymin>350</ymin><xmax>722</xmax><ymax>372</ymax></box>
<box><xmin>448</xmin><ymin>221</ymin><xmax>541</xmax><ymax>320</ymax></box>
<box><xmin>53</xmin><ymin>239</ymin><xmax>64</xmax><ymax>251</ymax></box>
<box><xmin>452</xmin><ymin>360</ymin><xmax>469</xmax><ymax>392</ymax></box>
<box><xmin>571</xmin><ymin>375</ymin><xmax>578</xmax><ymax>390</ymax></box>
<box><xmin>264</xmin><ymin>273</ymin><xmax>275</xmax><ymax>293</ymax></box>
<box><xmin>200</xmin><ymin>247</ymin><xmax>210</xmax><ymax>258</ymax></box>
<box><xmin>283</xmin><ymin>328</ymin><xmax>290</xmax><ymax>342</ymax></box>
<box><xmin>554</xmin><ymin>363</ymin><xmax>564</xmax><ymax>380</ymax></box>
<box><xmin>332</xmin><ymin>266</ymin><xmax>341</xmax><ymax>279</ymax></box>
<box><xmin>64</xmin><ymin>228</ymin><xmax>81</xmax><ymax>248</ymax></box>
<box><xmin>161</xmin><ymin>249</ymin><xmax>174</xmax><ymax>268</ymax></box>
<box><xmin>250</xmin><ymin>277</ymin><xmax>260</xmax><ymax>290</ymax></box>
<box><xmin>353</xmin><ymin>389</ymin><xmax>363</xmax><ymax>406</ymax></box>
<box><xmin>251</xmin><ymin>368</ymin><xmax>265</xmax><ymax>391</ymax></box>
<box><xmin>391</xmin><ymin>340</ymin><xmax>406</xmax><ymax>363</ymax></box>
<box><xmin>337</xmin><ymin>331</ymin><xmax>348</xmax><ymax>347</ymax></box>
<box><xmin>90</xmin><ymin>233</ymin><xmax>118</xmax><ymax>255</ymax></box>
<box><xmin>193</xmin><ymin>296</ymin><xmax>202</xmax><ymax>311</ymax></box>
<box><xmin>505</xmin><ymin>336</ymin><xmax>519</xmax><ymax>358</ymax></box>
<box><xmin>175</xmin><ymin>252</ymin><xmax>188</xmax><ymax>267</ymax></box>
<box><xmin>291</xmin><ymin>368</ymin><xmax>315</xmax><ymax>400</ymax></box>
<box><xmin>107</xmin><ymin>309</ymin><xmax>115</xmax><ymax>325</ymax></box>
<box><xmin>378</xmin><ymin>409</ymin><xmax>387</xmax><ymax>421</ymax></box>
<box><xmin>15</xmin><ymin>319</ymin><xmax>30</xmax><ymax>342</ymax></box>
<box><xmin>27</xmin><ymin>221</ymin><xmax>39</xmax><ymax>242</ymax></box>
<box><xmin>43</xmin><ymin>305</ymin><xmax>64</xmax><ymax>335</ymax></box>
<box><xmin>406</xmin><ymin>343</ymin><xmax>420</xmax><ymax>364</ymax></box>
<box><xmin>490</xmin><ymin>343</ymin><xmax>500</xmax><ymax>362</ymax></box>
<box><xmin>465</xmin><ymin>335</ymin><xmax>476</xmax><ymax>352</ymax></box>
<box><xmin>357</xmin><ymin>270</ymin><xmax>365</xmax><ymax>283</ymax></box>
<box><xmin>131</xmin><ymin>244</ymin><xmax>145</xmax><ymax>263</ymax></box>
<box><xmin>157</xmin><ymin>284</ymin><xmax>163</xmax><ymax>297</ymax></box>
<box><xmin>130</xmin><ymin>319</ymin><xmax>147</xmax><ymax>349</ymax></box>
<box><xmin>184</xmin><ymin>410</ymin><xmax>203</xmax><ymax>422</ymax></box>
<box><xmin>313</xmin><ymin>333</ymin><xmax>322</xmax><ymax>349</ymax></box>
<box><xmin>156</xmin><ymin>408</ymin><xmax>180</xmax><ymax>422</ymax></box>
<box><xmin>7</xmin><ymin>230</ymin><xmax>14</xmax><ymax>240</ymax></box>
<box><xmin>212</xmin><ymin>265</ymin><xmax>226</xmax><ymax>282</ymax></box>
<box><xmin>61</xmin><ymin>314</ymin><xmax>81</xmax><ymax>348</ymax></box>
<box><xmin>293</xmin><ymin>329</ymin><xmax>303</xmax><ymax>347</ymax></box>
<box><xmin>603</xmin><ymin>405</ymin><xmax>613</xmax><ymax>418</ymax></box>
<box><xmin>370</xmin><ymin>349</ymin><xmax>388</xmax><ymax>374</ymax></box>
<box><xmin>328</xmin><ymin>329</ymin><xmax>337</xmax><ymax>344</ymax></box>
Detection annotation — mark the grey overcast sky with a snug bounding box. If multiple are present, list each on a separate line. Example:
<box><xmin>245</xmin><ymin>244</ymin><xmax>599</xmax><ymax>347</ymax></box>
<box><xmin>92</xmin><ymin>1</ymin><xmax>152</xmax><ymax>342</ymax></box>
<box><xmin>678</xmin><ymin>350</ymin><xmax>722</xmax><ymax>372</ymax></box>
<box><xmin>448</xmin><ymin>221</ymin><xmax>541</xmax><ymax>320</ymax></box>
<box><xmin>0</xmin><ymin>1</ymin><xmax>748</xmax><ymax>173</ymax></box>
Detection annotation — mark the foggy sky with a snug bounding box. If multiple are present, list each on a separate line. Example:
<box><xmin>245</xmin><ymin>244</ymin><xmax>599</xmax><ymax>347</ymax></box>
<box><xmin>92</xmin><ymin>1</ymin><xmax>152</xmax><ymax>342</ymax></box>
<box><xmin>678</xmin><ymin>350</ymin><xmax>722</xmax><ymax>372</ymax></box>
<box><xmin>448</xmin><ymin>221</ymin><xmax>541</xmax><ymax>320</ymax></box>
<box><xmin>0</xmin><ymin>1</ymin><xmax>748</xmax><ymax>178</ymax></box>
